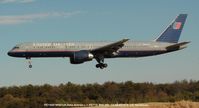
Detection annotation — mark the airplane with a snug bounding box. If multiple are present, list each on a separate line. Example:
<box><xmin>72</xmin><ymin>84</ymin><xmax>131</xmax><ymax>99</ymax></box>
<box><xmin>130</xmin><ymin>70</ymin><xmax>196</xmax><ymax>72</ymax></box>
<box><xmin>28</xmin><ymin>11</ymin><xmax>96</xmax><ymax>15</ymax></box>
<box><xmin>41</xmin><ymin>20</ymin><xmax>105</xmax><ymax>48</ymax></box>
<box><xmin>8</xmin><ymin>14</ymin><xmax>189</xmax><ymax>69</ymax></box>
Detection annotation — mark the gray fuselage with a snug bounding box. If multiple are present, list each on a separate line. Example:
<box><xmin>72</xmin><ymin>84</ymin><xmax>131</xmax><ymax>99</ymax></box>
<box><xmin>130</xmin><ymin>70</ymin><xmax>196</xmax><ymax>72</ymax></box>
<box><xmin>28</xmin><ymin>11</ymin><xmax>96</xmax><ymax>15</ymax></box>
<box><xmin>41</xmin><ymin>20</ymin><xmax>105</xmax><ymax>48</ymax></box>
<box><xmin>8</xmin><ymin>41</ymin><xmax>176</xmax><ymax>58</ymax></box>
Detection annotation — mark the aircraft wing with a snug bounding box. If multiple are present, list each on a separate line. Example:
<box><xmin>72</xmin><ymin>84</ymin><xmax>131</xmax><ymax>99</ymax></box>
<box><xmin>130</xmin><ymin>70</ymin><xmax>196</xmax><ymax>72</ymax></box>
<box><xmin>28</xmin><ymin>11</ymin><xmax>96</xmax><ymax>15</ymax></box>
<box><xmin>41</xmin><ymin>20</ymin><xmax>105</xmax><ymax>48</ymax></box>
<box><xmin>91</xmin><ymin>39</ymin><xmax>129</xmax><ymax>56</ymax></box>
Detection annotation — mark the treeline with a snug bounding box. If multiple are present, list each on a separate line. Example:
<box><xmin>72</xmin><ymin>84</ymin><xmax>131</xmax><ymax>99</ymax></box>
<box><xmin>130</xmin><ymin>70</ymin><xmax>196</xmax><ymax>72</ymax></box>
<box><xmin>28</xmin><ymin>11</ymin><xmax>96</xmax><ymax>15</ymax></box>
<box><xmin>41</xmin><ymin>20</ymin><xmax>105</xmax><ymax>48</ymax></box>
<box><xmin>0</xmin><ymin>80</ymin><xmax>199</xmax><ymax>107</ymax></box>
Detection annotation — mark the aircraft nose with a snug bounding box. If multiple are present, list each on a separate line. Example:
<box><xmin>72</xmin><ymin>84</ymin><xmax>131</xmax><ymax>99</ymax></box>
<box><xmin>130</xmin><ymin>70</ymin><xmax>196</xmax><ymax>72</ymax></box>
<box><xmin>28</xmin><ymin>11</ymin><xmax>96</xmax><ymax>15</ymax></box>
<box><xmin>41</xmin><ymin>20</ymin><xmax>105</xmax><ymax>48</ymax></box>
<box><xmin>7</xmin><ymin>50</ymin><xmax>14</xmax><ymax>57</ymax></box>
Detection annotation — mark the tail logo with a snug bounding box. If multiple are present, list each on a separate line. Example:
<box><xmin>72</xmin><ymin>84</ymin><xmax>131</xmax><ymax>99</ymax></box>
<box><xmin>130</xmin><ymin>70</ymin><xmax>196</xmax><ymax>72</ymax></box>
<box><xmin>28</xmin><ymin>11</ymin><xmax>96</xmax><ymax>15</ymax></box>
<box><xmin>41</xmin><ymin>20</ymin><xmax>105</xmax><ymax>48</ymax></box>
<box><xmin>173</xmin><ymin>22</ymin><xmax>182</xmax><ymax>30</ymax></box>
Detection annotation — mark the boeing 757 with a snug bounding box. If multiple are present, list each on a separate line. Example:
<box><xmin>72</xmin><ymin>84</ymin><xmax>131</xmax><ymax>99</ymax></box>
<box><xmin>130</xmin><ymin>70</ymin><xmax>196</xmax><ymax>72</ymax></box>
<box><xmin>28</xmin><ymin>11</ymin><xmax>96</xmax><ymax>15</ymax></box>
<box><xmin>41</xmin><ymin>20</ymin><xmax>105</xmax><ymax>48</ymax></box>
<box><xmin>8</xmin><ymin>14</ymin><xmax>189</xmax><ymax>69</ymax></box>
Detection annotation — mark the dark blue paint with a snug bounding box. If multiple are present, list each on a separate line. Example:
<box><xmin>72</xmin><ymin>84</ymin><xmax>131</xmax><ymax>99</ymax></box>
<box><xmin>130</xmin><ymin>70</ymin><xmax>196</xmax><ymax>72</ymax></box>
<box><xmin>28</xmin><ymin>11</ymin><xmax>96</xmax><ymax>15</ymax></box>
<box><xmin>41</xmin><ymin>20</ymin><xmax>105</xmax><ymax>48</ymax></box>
<box><xmin>8</xmin><ymin>50</ymin><xmax>169</xmax><ymax>58</ymax></box>
<box><xmin>156</xmin><ymin>14</ymin><xmax>187</xmax><ymax>43</ymax></box>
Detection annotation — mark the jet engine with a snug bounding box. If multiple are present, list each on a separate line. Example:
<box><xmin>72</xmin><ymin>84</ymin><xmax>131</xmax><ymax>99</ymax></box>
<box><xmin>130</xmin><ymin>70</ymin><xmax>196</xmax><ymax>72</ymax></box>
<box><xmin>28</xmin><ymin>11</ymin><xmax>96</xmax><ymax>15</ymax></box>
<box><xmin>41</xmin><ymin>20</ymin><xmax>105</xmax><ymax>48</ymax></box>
<box><xmin>70</xmin><ymin>50</ymin><xmax>94</xmax><ymax>64</ymax></box>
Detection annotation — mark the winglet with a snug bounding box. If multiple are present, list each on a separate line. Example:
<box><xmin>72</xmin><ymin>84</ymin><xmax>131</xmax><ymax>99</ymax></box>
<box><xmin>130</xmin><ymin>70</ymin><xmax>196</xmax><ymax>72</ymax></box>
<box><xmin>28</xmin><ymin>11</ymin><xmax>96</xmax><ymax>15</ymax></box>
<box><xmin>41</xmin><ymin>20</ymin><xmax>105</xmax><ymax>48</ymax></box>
<box><xmin>155</xmin><ymin>14</ymin><xmax>188</xmax><ymax>43</ymax></box>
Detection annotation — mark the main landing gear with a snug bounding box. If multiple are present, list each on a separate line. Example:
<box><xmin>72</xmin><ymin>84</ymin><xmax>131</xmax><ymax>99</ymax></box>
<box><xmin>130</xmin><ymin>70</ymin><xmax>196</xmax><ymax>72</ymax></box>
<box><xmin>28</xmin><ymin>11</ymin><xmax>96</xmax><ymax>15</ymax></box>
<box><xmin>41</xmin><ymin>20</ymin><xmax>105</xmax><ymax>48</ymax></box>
<box><xmin>95</xmin><ymin>56</ymin><xmax>108</xmax><ymax>69</ymax></box>
<box><xmin>26</xmin><ymin>57</ymin><xmax>32</xmax><ymax>68</ymax></box>
<box><xmin>96</xmin><ymin>63</ymin><xmax>108</xmax><ymax>69</ymax></box>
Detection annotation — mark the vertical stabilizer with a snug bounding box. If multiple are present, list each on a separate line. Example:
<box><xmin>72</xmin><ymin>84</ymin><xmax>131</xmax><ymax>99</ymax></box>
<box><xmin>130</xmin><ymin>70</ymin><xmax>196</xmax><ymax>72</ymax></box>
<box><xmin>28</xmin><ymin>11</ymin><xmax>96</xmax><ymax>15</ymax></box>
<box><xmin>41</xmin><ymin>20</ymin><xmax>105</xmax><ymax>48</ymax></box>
<box><xmin>155</xmin><ymin>14</ymin><xmax>187</xmax><ymax>43</ymax></box>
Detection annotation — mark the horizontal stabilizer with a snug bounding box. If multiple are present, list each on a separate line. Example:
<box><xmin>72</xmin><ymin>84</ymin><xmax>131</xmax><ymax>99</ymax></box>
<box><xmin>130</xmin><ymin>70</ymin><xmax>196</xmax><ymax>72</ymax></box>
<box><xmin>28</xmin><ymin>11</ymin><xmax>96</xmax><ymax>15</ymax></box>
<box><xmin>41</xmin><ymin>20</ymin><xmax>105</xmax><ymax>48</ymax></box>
<box><xmin>166</xmin><ymin>41</ymin><xmax>190</xmax><ymax>50</ymax></box>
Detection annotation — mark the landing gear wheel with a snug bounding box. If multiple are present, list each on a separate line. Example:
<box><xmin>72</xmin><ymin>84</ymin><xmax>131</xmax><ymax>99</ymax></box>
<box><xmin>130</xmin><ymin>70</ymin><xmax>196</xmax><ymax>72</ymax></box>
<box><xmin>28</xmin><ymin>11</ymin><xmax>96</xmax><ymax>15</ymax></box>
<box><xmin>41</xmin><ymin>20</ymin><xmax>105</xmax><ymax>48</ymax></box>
<box><xmin>29</xmin><ymin>65</ymin><xmax>32</xmax><ymax>68</ymax></box>
<box><xmin>103</xmin><ymin>63</ymin><xmax>108</xmax><ymax>68</ymax></box>
<box><xmin>100</xmin><ymin>66</ymin><xmax>104</xmax><ymax>69</ymax></box>
<box><xmin>96</xmin><ymin>63</ymin><xmax>107</xmax><ymax>69</ymax></box>
<box><xmin>96</xmin><ymin>64</ymin><xmax>100</xmax><ymax>68</ymax></box>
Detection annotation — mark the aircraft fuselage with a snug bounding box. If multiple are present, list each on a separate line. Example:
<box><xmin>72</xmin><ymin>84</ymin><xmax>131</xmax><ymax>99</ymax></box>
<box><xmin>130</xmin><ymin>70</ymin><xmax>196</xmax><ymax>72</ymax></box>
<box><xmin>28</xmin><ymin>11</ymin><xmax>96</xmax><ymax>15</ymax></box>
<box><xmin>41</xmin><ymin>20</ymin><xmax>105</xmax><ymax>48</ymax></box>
<box><xmin>8</xmin><ymin>41</ymin><xmax>177</xmax><ymax>58</ymax></box>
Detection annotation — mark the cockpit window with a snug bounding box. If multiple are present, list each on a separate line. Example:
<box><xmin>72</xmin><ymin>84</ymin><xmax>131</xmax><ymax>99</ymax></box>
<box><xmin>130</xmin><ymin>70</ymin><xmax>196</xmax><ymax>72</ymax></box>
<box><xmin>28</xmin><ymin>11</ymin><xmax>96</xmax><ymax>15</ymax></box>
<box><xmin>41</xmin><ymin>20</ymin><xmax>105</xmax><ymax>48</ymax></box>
<box><xmin>12</xmin><ymin>46</ymin><xmax>19</xmax><ymax>50</ymax></box>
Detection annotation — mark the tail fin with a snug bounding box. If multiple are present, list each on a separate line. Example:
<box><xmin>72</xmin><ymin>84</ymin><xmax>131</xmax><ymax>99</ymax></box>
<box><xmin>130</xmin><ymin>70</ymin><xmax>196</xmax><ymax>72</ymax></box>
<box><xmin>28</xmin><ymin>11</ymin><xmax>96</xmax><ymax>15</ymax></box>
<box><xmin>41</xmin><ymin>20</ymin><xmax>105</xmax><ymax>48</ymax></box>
<box><xmin>155</xmin><ymin>14</ymin><xmax>187</xmax><ymax>43</ymax></box>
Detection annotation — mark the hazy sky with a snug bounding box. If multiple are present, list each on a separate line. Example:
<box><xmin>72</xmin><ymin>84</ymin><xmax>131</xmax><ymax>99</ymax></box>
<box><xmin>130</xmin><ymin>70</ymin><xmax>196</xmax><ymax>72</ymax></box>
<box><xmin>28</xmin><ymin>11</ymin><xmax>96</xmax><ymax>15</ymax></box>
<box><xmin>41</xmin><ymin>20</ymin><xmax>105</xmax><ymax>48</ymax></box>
<box><xmin>0</xmin><ymin>0</ymin><xmax>198</xmax><ymax>86</ymax></box>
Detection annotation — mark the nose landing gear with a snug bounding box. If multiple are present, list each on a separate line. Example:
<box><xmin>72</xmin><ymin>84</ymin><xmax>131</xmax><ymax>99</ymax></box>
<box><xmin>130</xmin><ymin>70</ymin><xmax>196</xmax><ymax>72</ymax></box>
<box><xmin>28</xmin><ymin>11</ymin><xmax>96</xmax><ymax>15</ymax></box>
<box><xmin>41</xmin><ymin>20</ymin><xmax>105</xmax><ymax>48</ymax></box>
<box><xmin>26</xmin><ymin>57</ymin><xmax>32</xmax><ymax>68</ymax></box>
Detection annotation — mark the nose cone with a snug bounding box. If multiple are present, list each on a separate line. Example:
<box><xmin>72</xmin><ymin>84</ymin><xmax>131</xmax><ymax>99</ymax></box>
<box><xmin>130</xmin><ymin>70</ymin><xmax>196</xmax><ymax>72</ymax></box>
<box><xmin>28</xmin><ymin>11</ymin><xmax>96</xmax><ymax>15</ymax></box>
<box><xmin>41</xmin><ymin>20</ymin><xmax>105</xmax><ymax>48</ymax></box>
<box><xmin>7</xmin><ymin>50</ymin><xmax>14</xmax><ymax>57</ymax></box>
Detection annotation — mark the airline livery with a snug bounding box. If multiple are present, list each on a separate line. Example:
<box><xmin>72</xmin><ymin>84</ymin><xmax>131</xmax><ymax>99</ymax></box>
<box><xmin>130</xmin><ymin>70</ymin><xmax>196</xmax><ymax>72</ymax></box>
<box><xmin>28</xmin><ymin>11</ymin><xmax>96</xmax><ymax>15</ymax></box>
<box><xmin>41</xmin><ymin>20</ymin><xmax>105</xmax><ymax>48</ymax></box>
<box><xmin>8</xmin><ymin>14</ymin><xmax>189</xmax><ymax>69</ymax></box>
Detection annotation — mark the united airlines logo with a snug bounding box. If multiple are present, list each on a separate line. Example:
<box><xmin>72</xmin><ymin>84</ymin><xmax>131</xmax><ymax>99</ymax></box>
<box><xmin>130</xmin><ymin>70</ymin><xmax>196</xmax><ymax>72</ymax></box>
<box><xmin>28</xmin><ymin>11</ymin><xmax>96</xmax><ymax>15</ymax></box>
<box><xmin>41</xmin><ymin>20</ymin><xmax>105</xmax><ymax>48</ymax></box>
<box><xmin>173</xmin><ymin>22</ymin><xmax>182</xmax><ymax>30</ymax></box>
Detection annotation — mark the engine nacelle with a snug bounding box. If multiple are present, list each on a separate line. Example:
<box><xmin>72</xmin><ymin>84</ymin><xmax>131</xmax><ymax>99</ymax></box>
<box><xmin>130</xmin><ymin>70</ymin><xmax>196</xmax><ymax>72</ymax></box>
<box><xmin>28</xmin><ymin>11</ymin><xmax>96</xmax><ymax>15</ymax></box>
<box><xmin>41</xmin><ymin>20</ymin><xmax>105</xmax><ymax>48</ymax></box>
<box><xmin>70</xmin><ymin>50</ymin><xmax>94</xmax><ymax>64</ymax></box>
